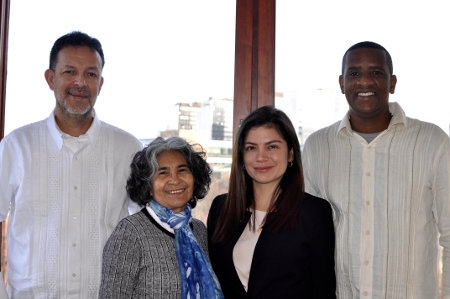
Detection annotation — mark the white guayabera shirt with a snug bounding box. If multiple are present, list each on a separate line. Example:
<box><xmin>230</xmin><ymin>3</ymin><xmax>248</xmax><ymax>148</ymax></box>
<box><xmin>0</xmin><ymin>111</ymin><xmax>142</xmax><ymax>298</ymax></box>
<box><xmin>302</xmin><ymin>102</ymin><xmax>450</xmax><ymax>299</ymax></box>
<box><xmin>0</xmin><ymin>273</ymin><xmax>6</xmax><ymax>299</ymax></box>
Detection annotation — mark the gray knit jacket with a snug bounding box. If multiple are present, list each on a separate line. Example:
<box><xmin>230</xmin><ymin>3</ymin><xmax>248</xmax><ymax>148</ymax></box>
<box><xmin>98</xmin><ymin>208</ymin><xmax>209</xmax><ymax>298</ymax></box>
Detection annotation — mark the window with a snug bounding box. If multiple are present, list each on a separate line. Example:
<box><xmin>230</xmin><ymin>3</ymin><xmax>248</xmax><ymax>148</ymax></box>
<box><xmin>4</xmin><ymin>0</ymin><xmax>236</xmax><ymax>214</ymax></box>
<box><xmin>276</xmin><ymin>1</ymin><xmax>450</xmax><ymax>140</ymax></box>
<box><xmin>275</xmin><ymin>2</ymin><xmax>449</xmax><ymax>294</ymax></box>
<box><xmin>1</xmin><ymin>0</ymin><xmax>237</xmax><ymax>276</ymax></box>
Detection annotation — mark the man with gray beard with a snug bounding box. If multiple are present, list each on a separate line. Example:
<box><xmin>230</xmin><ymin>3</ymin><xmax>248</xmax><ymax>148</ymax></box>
<box><xmin>0</xmin><ymin>31</ymin><xmax>142</xmax><ymax>298</ymax></box>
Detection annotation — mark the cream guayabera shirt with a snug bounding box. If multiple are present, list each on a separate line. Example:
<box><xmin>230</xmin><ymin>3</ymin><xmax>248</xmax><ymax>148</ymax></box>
<box><xmin>0</xmin><ymin>111</ymin><xmax>142</xmax><ymax>298</ymax></box>
<box><xmin>302</xmin><ymin>102</ymin><xmax>450</xmax><ymax>299</ymax></box>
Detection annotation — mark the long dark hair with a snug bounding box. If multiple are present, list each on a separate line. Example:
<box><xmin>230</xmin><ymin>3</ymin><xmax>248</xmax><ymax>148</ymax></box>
<box><xmin>212</xmin><ymin>106</ymin><xmax>304</xmax><ymax>242</ymax></box>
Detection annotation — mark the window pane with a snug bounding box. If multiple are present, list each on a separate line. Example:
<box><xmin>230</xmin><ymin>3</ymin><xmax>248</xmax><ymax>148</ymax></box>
<box><xmin>276</xmin><ymin>0</ymin><xmax>450</xmax><ymax>142</ymax></box>
<box><xmin>276</xmin><ymin>1</ymin><xmax>449</xmax><ymax>294</ymax></box>
<box><xmin>6</xmin><ymin>0</ymin><xmax>236</xmax><ymax>223</ymax></box>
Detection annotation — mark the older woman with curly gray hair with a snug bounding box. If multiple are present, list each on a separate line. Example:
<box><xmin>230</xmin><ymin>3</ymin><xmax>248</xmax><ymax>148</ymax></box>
<box><xmin>99</xmin><ymin>137</ymin><xmax>224</xmax><ymax>299</ymax></box>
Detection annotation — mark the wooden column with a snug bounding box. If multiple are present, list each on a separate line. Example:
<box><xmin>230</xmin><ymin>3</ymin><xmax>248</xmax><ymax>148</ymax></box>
<box><xmin>233</xmin><ymin>0</ymin><xmax>275</xmax><ymax>139</ymax></box>
<box><xmin>0</xmin><ymin>0</ymin><xmax>9</xmax><ymax>274</ymax></box>
<box><xmin>0</xmin><ymin>0</ymin><xmax>9</xmax><ymax>140</ymax></box>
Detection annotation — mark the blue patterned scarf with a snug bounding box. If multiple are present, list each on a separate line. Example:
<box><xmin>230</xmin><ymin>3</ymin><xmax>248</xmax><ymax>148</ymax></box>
<box><xmin>150</xmin><ymin>199</ymin><xmax>224</xmax><ymax>299</ymax></box>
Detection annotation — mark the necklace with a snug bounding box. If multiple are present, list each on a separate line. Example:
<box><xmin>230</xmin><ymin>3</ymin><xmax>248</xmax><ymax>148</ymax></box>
<box><xmin>254</xmin><ymin>209</ymin><xmax>267</xmax><ymax>234</ymax></box>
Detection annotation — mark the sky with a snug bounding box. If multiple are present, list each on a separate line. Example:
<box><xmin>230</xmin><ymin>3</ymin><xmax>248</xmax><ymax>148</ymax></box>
<box><xmin>5</xmin><ymin>0</ymin><xmax>450</xmax><ymax>139</ymax></box>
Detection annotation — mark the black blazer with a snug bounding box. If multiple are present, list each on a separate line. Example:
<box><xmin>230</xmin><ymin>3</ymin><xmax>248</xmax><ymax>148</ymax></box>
<box><xmin>207</xmin><ymin>193</ymin><xmax>336</xmax><ymax>299</ymax></box>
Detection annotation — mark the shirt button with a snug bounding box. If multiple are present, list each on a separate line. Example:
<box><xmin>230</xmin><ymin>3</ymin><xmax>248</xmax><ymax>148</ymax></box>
<box><xmin>365</xmin><ymin>230</ymin><xmax>370</xmax><ymax>235</ymax></box>
<box><xmin>365</xmin><ymin>201</ymin><xmax>370</xmax><ymax>206</ymax></box>
<box><xmin>72</xmin><ymin>243</ymin><xmax>77</xmax><ymax>247</ymax></box>
<box><xmin>72</xmin><ymin>273</ymin><xmax>77</xmax><ymax>278</ymax></box>
<box><xmin>364</xmin><ymin>260</ymin><xmax>369</xmax><ymax>266</ymax></box>
<box><xmin>74</xmin><ymin>186</ymin><xmax>78</xmax><ymax>190</ymax></box>
<box><xmin>366</xmin><ymin>172</ymin><xmax>371</xmax><ymax>176</ymax></box>
<box><xmin>363</xmin><ymin>291</ymin><xmax>368</xmax><ymax>296</ymax></box>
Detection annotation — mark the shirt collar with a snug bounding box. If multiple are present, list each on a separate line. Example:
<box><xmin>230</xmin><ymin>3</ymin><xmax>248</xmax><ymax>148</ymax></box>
<box><xmin>337</xmin><ymin>102</ymin><xmax>407</xmax><ymax>136</ymax></box>
<box><xmin>46</xmin><ymin>109</ymin><xmax>100</xmax><ymax>150</ymax></box>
